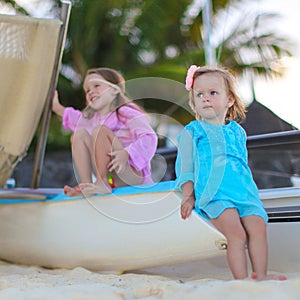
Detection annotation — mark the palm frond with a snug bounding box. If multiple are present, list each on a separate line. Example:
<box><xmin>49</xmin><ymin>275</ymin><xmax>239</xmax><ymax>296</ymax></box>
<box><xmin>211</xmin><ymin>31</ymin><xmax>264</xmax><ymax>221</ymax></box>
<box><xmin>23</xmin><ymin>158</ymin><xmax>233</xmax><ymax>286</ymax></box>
<box><xmin>215</xmin><ymin>11</ymin><xmax>295</xmax><ymax>78</ymax></box>
<box><xmin>1</xmin><ymin>0</ymin><xmax>29</xmax><ymax>14</ymax></box>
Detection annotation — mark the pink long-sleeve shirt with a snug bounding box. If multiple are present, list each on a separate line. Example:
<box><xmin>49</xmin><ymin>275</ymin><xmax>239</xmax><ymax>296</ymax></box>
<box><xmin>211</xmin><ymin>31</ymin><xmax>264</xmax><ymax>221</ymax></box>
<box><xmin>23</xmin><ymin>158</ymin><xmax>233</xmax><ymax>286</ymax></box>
<box><xmin>62</xmin><ymin>105</ymin><xmax>158</xmax><ymax>184</ymax></box>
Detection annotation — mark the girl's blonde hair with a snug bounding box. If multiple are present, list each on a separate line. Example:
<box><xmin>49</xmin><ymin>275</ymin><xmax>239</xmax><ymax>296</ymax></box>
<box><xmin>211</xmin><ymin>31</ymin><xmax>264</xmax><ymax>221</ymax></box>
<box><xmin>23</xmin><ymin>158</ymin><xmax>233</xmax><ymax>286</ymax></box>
<box><xmin>83</xmin><ymin>67</ymin><xmax>142</xmax><ymax>119</ymax></box>
<box><xmin>188</xmin><ymin>66</ymin><xmax>246</xmax><ymax>122</ymax></box>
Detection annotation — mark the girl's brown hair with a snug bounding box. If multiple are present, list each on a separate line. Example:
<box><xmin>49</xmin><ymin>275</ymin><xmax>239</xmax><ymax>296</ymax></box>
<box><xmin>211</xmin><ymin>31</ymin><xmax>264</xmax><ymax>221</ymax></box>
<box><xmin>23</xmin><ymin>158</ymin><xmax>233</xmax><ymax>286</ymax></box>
<box><xmin>188</xmin><ymin>66</ymin><xmax>246</xmax><ymax>123</ymax></box>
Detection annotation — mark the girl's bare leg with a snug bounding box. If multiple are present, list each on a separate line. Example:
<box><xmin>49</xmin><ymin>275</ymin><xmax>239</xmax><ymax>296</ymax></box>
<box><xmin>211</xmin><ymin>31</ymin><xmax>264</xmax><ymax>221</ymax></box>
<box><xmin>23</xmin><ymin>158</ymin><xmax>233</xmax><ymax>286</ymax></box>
<box><xmin>241</xmin><ymin>216</ymin><xmax>267</xmax><ymax>279</ymax></box>
<box><xmin>79</xmin><ymin>125</ymin><xmax>113</xmax><ymax>194</ymax></box>
<box><xmin>242</xmin><ymin>216</ymin><xmax>287</xmax><ymax>281</ymax></box>
<box><xmin>64</xmin><ymin>129</ymin><xmax>94</xmax><ymax>196</ymax></box>
<box><xmin>79</xmin><ymin>125</ymin><xmax>143</xmax><ymax>195</ymax></box>
<box><xmin>210</xmin><ymin>208</ymin><xmax>248</xmax><ymax>279</ymax></box>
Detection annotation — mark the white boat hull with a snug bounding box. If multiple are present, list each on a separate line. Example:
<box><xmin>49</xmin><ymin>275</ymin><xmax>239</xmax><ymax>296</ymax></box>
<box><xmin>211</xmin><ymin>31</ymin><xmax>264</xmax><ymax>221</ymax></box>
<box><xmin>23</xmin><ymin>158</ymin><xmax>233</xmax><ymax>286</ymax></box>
<box><xmin>0</xmin><ymin>184</ymin><xmax>227</xmax><ymax>272</ymax></box>
<box><xmin>0</xmin><ymin>182</ymin><xmax>299</xmax><ymax>275</ymax></box>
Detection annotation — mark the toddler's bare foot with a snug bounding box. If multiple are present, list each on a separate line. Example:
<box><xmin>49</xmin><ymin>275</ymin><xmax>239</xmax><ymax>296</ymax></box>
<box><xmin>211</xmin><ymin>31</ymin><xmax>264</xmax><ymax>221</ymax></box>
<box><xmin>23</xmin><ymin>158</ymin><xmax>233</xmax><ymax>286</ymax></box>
<box><xmin>79</xmin><ymin>183</ymin><xmax>112</xmax><ymax>196</ymax></box>
<box><xmin>63</xmin><ymin>185</ymin><xmax>83</xmax><ymax>197</ymax></box>
<box><xmin>251</xmin><ymin>272</ymin><xmax>287</xmax><ymax>281</ymax></box>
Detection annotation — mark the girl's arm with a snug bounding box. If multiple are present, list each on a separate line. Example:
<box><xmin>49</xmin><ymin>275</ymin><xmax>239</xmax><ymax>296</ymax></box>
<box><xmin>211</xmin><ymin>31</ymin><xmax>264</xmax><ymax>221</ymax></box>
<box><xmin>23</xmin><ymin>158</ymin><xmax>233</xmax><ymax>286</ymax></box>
<box><xmin>175</xmin><ymin>128</ymin><xmax>195</xmax><ymax>219</ymax></box>
<box><xmin>61</xmin><ymin>107</ymin><xmax>83</xmax><ymax>132</ymax></box>
<box><xmin>175</xmin><ymin>129</ymin><xmax>195</xmax><ymax>188</ymax></box>
<box><xmin>52</xmin><ymin>91</ymin><xmax>82</xmax><ymax>132</ymax></box>
<box><xmin>52</xmin><ymin>91</ymin><xmax>65</xmax><ymax>117</ymax></box>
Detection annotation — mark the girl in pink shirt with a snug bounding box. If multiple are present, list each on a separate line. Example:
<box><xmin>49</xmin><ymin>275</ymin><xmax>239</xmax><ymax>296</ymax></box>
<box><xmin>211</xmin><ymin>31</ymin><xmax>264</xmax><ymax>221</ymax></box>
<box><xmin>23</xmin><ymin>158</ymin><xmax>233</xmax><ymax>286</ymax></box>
<box><xmin>52</xmin><ymin>67</ymin><xmax>158</xmax><ymax>196</ymax></box>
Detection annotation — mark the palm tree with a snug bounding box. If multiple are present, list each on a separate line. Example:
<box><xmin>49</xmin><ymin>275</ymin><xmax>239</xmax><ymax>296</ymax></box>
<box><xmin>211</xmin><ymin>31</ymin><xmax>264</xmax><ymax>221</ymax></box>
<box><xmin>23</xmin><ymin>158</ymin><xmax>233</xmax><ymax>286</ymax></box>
<box><xmin>1</xmin><ymin>0</ymin><xmax>295</xmax><ymax>138</ymax></box>
<box><xmin>2</xmin><ymin>0</ymin><xmax>293</xmax><ymax>81</ymax></box>
<box><xmin>132</xmin><ymin>2</ymin><xmax>293</xmax><ymax>79</ymax></box>
<box><xmin>213</xmin><ymin>10</ymin><xmax>293</xmax><ymax>78</ymax></box>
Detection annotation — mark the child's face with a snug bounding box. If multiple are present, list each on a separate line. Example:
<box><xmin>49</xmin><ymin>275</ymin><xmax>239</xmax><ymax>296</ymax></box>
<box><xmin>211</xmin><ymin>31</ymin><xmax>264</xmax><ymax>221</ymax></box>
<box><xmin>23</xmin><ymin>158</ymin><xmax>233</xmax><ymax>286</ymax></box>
<box><xmin>83</xmin><ymin>73</ymin><xmax>118</xmax><ymax>114</ymax></box>
<box><xmin>192</xmin><ymin>73</ymin><xmax>234</xmax><ymax>124</ymax></box>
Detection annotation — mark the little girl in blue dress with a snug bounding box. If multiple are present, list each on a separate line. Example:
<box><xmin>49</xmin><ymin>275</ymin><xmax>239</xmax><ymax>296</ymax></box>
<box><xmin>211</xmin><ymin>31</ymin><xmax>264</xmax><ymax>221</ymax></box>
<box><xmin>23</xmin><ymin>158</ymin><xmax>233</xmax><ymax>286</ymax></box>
<box><xmin>175</xmin><ymin>65</ymin><xmax>286</xmax><ymax>281</ymax></box>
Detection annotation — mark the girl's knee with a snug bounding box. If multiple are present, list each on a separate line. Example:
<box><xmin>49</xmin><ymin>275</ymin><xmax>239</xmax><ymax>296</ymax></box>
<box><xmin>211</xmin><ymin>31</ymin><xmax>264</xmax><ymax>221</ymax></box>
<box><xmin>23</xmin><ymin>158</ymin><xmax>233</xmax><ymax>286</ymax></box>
<box><xmin>230</xmin><ymin>228</ymin><xmax>247</xmax><ymax>245</ymax></box>
<box><xmin>91</xmin><ymin>125</ymin><xmax>113</xmax><ymax>139</ymax></box>
<box><xmin>249</xmin><ymin>223</ymin><xmax>267</xmax><ymax>240</ymax></box>
<box><xmin>214</xmin><ymin>222</ymin><xmax>247</xmax><ymax>246</ymax></box>
<box><xmin>243</xmin><ymin>216</ymin><xmax>267</xmax><ymax>237</ymax></box>
<box><xmin>73</xmin><ymin>128</ymin><xmax>90</xmax><ymax>141</ymax></box>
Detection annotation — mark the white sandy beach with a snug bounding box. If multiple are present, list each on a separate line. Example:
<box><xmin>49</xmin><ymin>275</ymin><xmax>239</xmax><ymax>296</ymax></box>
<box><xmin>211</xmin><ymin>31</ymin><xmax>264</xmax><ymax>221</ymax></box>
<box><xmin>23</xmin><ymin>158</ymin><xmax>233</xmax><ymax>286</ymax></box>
<box><xmin>0</xmin><ymin>260</ymin><xmax>299</xmax><ymax>300</ymax></box>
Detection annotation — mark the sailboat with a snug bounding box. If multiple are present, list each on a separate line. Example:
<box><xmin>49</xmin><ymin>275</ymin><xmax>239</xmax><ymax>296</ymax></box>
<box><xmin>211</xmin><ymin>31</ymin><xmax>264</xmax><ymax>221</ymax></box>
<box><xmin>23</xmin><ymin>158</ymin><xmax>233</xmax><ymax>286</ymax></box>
<box><xmin>0</xmin><ymin>0</ymin><xmax>299</xmax><ymax>277</ymax></box>
<box><xmin>0</xmin><ymin>176</ymin><xmax>299</xmax><ymax>275</ymax></box>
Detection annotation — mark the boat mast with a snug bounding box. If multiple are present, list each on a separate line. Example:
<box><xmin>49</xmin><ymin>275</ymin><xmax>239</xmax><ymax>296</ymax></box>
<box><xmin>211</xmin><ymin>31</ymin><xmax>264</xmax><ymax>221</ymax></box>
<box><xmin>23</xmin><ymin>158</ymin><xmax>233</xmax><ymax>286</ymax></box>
<box><xmin>30</xmin><ymin>1</ymin><xmax>71</xmax><ymax>188</ymax></box>
<box><xmin>202</xmin><ymin>0</ymin><xmax>216</xmax><ymax>66</ymax></box>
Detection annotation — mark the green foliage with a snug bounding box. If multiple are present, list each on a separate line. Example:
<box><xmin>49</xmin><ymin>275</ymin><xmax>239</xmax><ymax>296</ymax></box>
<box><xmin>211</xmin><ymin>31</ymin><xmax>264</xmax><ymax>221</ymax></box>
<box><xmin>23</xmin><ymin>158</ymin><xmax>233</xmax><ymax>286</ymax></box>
<box><xmin>1</xmin><ymin>0</ymin><xmax>29</xmax><ymax>14</ymax></box>
<box><xmin>1</xmin><ymin>0</ymin><xmax>296</xmax><ymax>150</ymax></box>
<box><xmin>46</xmin><ymin>115</ymin><xmax>72</xmax><ymax>150</ymax></box>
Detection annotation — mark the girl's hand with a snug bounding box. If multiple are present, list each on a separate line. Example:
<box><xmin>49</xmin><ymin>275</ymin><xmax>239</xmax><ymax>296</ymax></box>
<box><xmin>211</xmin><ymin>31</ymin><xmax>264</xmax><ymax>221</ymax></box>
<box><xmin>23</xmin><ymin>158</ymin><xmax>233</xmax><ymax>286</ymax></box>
<box><xmin>181</xmin><ymin>196</ymin><xmax>195</xmax><ymax>220</ymax></box>
<box><xmin>108</xmin><ymin>150</ymin><xmax>129</xmax><ymax>174</ymax></box>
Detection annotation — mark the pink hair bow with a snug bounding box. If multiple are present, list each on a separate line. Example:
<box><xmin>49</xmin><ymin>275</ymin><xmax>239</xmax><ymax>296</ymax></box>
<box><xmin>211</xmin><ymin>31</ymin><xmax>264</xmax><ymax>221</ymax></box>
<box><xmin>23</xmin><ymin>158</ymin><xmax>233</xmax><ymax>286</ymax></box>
<box><xmin>185</xmin><ymin>65</ymin><xmax>200</xmax><ymax>91</ymax></box>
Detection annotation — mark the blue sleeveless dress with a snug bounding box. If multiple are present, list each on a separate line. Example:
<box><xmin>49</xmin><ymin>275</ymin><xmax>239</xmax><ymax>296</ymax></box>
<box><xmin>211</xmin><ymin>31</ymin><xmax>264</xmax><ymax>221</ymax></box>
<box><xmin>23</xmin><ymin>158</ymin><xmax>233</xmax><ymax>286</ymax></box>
<box><xmin>175</xmin><ymin>120</ymin><xmax>268</xmax><ymax>223</ymax></box>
